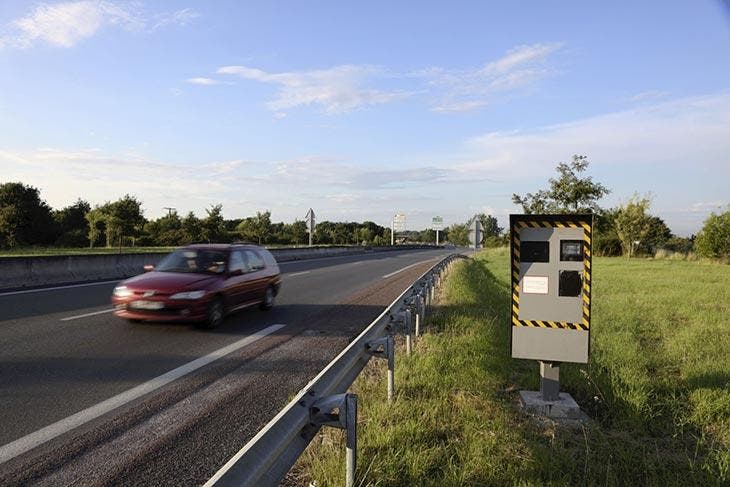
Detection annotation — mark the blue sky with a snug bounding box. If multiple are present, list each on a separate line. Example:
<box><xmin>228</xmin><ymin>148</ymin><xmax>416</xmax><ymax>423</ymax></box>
<box><xmin>1</xmin><ymin>1</ymin><xmax>729</xmax><ymax>236</ymax></box>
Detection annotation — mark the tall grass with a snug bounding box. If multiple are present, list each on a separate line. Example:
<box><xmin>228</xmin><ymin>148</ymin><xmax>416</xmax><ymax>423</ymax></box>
<box><xmin>295</xmin><ymin>248</ymin><xmax>728</xmax><ymax>486</ymax></box>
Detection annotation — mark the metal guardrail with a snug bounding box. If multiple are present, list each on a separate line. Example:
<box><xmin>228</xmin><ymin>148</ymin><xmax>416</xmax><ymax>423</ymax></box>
<box><xmin>203</xmin><ymin>253</ymin><xmax>465</xmax><ymax>487</ymax></box>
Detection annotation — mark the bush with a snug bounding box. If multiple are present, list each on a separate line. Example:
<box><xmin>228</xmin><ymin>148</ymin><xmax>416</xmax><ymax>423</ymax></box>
<box><xmin>594</xmin><ymin>235</ymin><xmax>622</xmax><ymax>256</ymax></box>
<box><xmin>695</xmin><ymin>209</ymin><xmax>730</xmax><ymax>259</ymax></box>
<box><xmin>482</xmin><ymin>235</ymin><xmax>507</xmax><ymax>248</ymax></box>
<box><xmin>663</xmin><ymin>236</ymin><xmax>694</xmax><ymax>254</ymax></box>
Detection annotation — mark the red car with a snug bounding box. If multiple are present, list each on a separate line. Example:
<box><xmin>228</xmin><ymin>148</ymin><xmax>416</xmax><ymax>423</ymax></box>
<box><xmin>112</xmin><ymin>244</ymin><xmax>282</xmax><ymax>329</ymax></box>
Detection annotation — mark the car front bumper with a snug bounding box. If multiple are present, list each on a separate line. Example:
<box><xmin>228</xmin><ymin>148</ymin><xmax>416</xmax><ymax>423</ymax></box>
<box><xmin>112</xmin><ymin>297</ymin><xmax>210</xmax><ymax>322</ymax></box>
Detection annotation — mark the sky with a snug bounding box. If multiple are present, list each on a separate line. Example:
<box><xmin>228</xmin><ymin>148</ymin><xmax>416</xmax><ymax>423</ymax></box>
<box><xmin>1</xmin><ymin>1</ymin><xmax>729</xmax><ymax>236</ymax></box>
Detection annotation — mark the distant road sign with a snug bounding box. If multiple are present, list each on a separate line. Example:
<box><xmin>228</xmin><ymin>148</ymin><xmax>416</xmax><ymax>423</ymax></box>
<box><xmin>431</xmin><ymin>216</ymin><xmax>444</xmax><ymax>231</ymax></box>
<box><xmin>305</xmin><ymin>208</ymin><xmax>315</xmax><ymax>247</ymax></box>
<box><xmin>393</xmin><ymin>213</ymin><xmax>406</xmax><ymax>232</ymax></box>
<box><xmin>468</xmin><ymin>217</ymin><xmax>482</xmax><ymax>249</ymax></box>
<box><xmin>305</xmin><ymin>208</ymin><xmax>315</xmax><ymax>234</ymax></box>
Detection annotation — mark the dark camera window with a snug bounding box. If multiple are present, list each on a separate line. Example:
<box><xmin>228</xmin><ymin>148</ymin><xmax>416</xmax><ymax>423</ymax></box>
<box><xmin>560</xmin><ymin>240</ymin><xmax>583</xmax><ymax>261</ymax></box>
<box><xmin>521</xmin><ymin>241</ymin><xmax>549</xmax><ymax>262</ymax></box>
<box><xmin>559</xmin><ymin>270</ymin><xmax>583</xmax><ymax>296</ymax></box>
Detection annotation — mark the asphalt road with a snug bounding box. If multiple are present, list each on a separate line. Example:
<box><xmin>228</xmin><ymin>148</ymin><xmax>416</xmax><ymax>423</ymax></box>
<box><xmin>0</xmin><ymin>246</ymin><xmax>459</xmax><ymax>486</ymax></box>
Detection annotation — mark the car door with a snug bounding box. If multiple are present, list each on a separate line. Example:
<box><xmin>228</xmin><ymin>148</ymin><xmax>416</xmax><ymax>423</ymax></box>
<box><xmin>243</xmin><ymin>249</ymin><xmax>269</xmax><ymax>301</ymax></box>
<box><xmin>226</xmin><ymin>249</ymin><xmax>250</xmax><ymax>307</ymax></box>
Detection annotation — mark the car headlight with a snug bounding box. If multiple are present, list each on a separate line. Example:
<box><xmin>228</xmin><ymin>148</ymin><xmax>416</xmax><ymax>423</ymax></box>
<box><xmin>113</xmin><ymin>286</ymin><xmax>133</xmax><ymax>298</ymax></box>
<box><xmin>170</xmin><ymin>290</ymin><xmax>206</xmax><ymax>300</ymax></box>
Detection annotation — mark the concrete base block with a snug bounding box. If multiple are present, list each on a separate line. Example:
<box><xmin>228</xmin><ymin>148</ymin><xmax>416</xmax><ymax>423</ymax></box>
<box><xmin>518</xmin><ymin>391</ymin><xmax>582</xmax><ymax>419</ymax></box>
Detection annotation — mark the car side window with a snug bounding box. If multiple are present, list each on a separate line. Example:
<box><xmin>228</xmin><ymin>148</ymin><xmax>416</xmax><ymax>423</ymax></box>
<box><xmin>245</xmin><ymin>250</ymin><xmax>265</xmax><ymax>271</ymax></box>
<box><xmin>229</xmin><ymin>250</ymin><xmax>248</xmax><ymax>273</ymax></box>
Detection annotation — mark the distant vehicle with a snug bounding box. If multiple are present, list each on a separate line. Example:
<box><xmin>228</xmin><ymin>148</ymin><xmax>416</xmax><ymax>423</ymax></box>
<box><xmin>111</xmin><ymin>243</ymin><xmax>281</xmax><ymax>329</ymax></box>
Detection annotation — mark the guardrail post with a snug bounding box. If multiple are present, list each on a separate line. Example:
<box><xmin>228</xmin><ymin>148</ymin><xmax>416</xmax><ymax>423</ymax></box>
<box><xmin>345</xmin><ymin>394</ymin><xmax>357</xmax><ymax>487</ymax></box>
<box><xmin>404</xmin><ymin>308</ymin><xmax>413</xmax><ymax>355</ymax></box>
<box><xmin>309</xmin><ymin>393</ymin><xmax>358</xmax><ymax>487</ymax></box>
<box><xmin>420</xmin><ymin>291</ymin><xmax>427</xmax><ymax>324</ymax></box>
<box><xmin>366</xmin><ymin>335</ymin><xmax>395</xmax><ymax>402</ymax></box>
<box><xmin>387</xmin><ymin>334</ymin><xmax>394</xmax><ymax>402</ymax></box>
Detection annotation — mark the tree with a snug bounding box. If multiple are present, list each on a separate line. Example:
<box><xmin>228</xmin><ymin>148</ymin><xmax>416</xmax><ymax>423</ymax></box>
<box><xmin>85</xmin><ymin>207</ymin><xmax>106</xmax><ymax>248</ymax></box>
<box><xmin>0</xmin><ymin>182</ymin><xmax>57</xmax><ymax>248</ymax></box>
<box><xmin>447</xmin><ymin>223</ymin><xmax>469</xmax><ymax>246</ymax></box>
<box><xmin>252</xmin><ymin>210</ymin><xmax>272</xmax><ymax>244</ymax></box>
<box><xmin>143</xmin><ymin>212</ymin><xmax>185</xmax><ymax>246</ymax></box>
<box><xmin>54</xmin><ymin>199</ymin><xmax>90</xmax><ymax>247</ymax></box>
<box><xmin>512</xmin><ymin>155</ymin><xmax>610</xmax><ymax>214</ymax></box>
<box><xmin>290</xmin><ymin>220</ymin><xmax>308</xmax><ymax>245</ymax></box>
<box><xmin>201</xmin><ymin>204</ymin><xmax>226</xmax><ymax>243</ymax></box>
<box><xmin>107</xmin><ymin>195</ymin><xmax>145</xmax><ymax>247</ymax></box>
<box><xmin>641</xmin><ymin>216</ymin><xmax>673</xmax><ymax>254</ymax></box>
<box><xmin>695</xmin><ymin>207</ymin><xmax>730</xmax><ymax>258</ymax></box>
<box><xmin>236</xmin><ymin>217</ymin><xmax>257</xmax><ymax>243</ymax></box>
<box><xmin>181</xmin><ymin>211</ymin><xmax>201</xmax><ymax>243</ymax></box>
<box><xmin>614</xmin><ymin>195</ymin><xmax>652</xmax><ymax>258</ymax></box>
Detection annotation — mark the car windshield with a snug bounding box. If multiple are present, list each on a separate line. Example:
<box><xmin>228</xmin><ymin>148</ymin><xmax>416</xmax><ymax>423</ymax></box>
<box><xmin>155</xmin><ymin>249</ymin><xmax>228</xmax><ymax>274</ymax></box>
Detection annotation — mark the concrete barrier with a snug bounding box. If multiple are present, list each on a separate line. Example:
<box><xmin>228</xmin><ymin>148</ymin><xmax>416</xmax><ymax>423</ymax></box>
<box><xmin>0</xmin><ymin>245</ymin><xmax>436</xmax><ymax>291</ymax></box>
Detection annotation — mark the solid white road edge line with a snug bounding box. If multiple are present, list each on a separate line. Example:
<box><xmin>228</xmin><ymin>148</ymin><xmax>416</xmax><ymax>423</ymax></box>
<box><xmin>0</xmin><ymin>324</ymin><xmax>286</xmax><ymax>466</ymax></box>
<box><xmin>382</xmin><ymin>259</ymin><xmax>434</xmax><ymax>279</ymax></box>
<box><xmin>60</xmin><ymin>308</ymin><xmax>115</xmax><ymax>321</ymax></box>
<box><xmin>0</xmin><ymin>280</ymin><xmax>120</xmax><ymax>297</ymax></box>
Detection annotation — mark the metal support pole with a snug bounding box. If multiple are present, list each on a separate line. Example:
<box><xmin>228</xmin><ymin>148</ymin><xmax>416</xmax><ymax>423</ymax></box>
<box><xmin>387</xmin><ymin>334</ymin><xmax>394</xmax><ymax>402</ymax></box>
<box><xmin>345</xmin><ymin>394</ymin><xmax>357</xmax><ymax>487</ymax></box>
<box><xmin>391</xmin><ymin>220</ymin><xmax>394</xmax><ymax>246</ymax></box>
<box><xmin>365</xmin><ymin>336</ymin><xmax>395</xmax><ymax>402</ymax></box>
<box><xmin>415</xmin><ymin>307</ymin><xmax>420</xmax><ymax>337</ymax></box>
<box><xmin>404</xmin><ymin>309</ymin><xmax>412</xmax><ymax>355</ymax></box>
<box><xmin>539</xmin><ymin>361</ymin><xmax>560</xmax><ymax>402</ymax></box>
<box><xmin>420</xmin><ymin>293</ymin><xmax>426</xmax><ymax>324</ymax></box>
<box><xmin>430</xmin><ymin>281</ymin><xmax>436</xmax><ymax>303</ymax></box>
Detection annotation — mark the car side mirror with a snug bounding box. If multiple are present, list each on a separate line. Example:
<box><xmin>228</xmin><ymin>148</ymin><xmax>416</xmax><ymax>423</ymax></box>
<box><xmin>143</xmin><ymin>264</ymin><xmax>155</xmax><ymax>272</ymax></box>
<box><xmin>229</xmin><ymin>268</ymin><xmax>244</xmax><ymax>277</ymax></box>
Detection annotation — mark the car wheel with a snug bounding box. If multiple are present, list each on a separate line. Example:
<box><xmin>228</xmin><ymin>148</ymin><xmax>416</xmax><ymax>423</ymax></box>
<box><xmin>259</xmin><ymin>286</ymin><xmax>275</xmax><ymax>310</ymax></box>
<box><xmin>204</xmin><ymin>297</ymin><xmax>224</xmax><ymax>329</ymax></box>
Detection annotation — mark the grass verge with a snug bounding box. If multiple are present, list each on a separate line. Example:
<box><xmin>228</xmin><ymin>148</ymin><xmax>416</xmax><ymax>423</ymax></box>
<box><xmin>293</xmin><ymin>248</ymin><xmax>729</xmax><ymax>486</ymax></box>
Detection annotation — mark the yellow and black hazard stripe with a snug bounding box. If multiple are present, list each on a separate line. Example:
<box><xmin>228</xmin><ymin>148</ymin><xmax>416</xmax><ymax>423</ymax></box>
<box><xmin>509</xmin><ymin>214</ymin><xmax>592</xmax><ymax>332</ymax></box>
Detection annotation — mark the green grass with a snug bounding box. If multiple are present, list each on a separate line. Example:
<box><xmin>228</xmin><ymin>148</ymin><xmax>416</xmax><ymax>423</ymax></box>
<box><xmin>0</xmin><ymin>246</ymin><xmax>176</xmax><ymax>257</ymax></box>
<box><xmin>295</xmin><ymin>248</ymin><xmax>729</xmax><ymax>486</ymax></box>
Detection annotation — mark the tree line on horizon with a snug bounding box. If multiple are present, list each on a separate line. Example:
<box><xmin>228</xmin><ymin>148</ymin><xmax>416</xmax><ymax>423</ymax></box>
<box><xmin>1</xmin><ymin>156</ymin><xmax>728</xmax><ymax>259</ymax></box>
<box><xmin>510</xmin><ymin>155</ymin><xmax>728</xmax><ymax>258</ymax></box>
<box><xmin>0</xmin><ymin>182</ymin><xmax>503</xmax><ymax>249</ymax></box>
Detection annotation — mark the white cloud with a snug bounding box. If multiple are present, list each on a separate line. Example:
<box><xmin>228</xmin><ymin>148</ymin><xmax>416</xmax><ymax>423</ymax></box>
<box><xmin>5</xmin><ymin>1</ymin><xmax>139</xmax><ymax>48</ymax></box>
<box><xmin>628</xmin><ymin>90</ymin><xmax>670</xmax><ymax>103</ymax></box>
<box><xmin>460</xmin><ymin>92</ymin><xmax>730</xmax><ymax>178</ymax></box>
<box><xmin>423</xmin><ymin>43</ymin><xmax>563</xmax><ymax>113</ymax></box>
<box><xmin>186</xmin><ymin>77</ymin><xmax>223</xmax><ymax>86</ymax></box>
<box><xmin>1</xmin><ymin>1</ymin><xmax>197</xmax><ymax>49</ymax></box>
<box><xmin>217</xmin><ymin>64</ymin><xmax>410</xmax><ymax>114</ymax></box>
<box><xmin>208</xmin><ymin>42</ymin><xmax>561</xmax><ymax>115</ymax></box>
<box><xmin>151</xmin><ymin>8</ymin><xmax>200</xmax><ymax>30</ymax></box>
<box><xmin>1</xmin><ymin>93</ymin><xmax>726</xmax><ymax>232</ymax></box>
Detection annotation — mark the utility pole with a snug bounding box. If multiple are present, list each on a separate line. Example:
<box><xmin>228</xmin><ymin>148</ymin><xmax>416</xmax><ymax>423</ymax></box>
<box><xmin>163</xmin><ymin>207</ymin><xmax>176</xmax><ymax>217</ymax></box>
